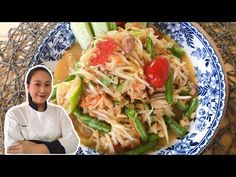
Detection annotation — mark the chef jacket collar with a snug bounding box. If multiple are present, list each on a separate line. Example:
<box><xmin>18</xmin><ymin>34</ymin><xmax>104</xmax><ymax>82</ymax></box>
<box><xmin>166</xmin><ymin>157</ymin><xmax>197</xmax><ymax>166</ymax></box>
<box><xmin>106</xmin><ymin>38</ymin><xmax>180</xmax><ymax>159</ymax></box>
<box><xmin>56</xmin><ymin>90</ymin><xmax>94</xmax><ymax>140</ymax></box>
<box><xmin>28</xmin><ymin>93</ymin><xmax>47</xmax><ymax>111</ymax></box>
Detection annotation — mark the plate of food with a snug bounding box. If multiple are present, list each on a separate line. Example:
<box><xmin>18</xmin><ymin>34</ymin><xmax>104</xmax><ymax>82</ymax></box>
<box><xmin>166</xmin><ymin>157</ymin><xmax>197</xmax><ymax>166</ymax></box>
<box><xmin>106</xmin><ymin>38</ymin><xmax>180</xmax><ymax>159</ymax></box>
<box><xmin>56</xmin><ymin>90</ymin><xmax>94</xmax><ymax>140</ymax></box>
<box><xmin>31</xmin><ymin>22</ymin><xmax>228</xmax><ymax>155</ymax></box>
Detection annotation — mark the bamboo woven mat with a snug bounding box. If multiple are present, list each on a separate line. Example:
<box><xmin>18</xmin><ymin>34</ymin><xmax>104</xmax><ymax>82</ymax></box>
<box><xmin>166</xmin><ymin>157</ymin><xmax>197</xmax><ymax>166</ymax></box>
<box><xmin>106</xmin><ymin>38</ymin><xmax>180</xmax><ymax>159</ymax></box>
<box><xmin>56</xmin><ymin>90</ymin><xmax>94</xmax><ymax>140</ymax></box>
<box><xmin>0</xmin><ymin>22</ymin><xmax>235</xmax><ymax>155</ymax></box>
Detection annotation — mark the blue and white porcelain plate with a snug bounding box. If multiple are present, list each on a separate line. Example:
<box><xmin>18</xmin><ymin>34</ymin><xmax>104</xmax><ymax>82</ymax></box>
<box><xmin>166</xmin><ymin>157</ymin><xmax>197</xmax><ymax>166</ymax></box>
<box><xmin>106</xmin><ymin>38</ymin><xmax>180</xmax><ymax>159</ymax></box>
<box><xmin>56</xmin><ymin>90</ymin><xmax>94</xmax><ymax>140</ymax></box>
<box><xmin>32</xmin><ymin>22</ymin><xmax>228</xmax><ymax>155</ymax></box>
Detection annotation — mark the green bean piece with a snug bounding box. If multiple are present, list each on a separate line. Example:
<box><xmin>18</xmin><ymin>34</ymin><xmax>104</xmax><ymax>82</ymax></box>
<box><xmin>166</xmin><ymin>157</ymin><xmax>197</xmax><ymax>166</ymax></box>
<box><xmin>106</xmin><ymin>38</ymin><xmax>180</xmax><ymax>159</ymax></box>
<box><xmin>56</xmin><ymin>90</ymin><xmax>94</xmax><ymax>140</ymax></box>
<box><xmin>50</xmin><ymin>87</ymin><xmax>57</xmax><ymax>100</ymax></box>
<box><xmin>116</xmin><ymin>81</ymin><xmax>126</xmax><ymax>91</ymax></box>
<box><xmin>145</xmin><ymin>37</ymin><xmax>155</xmax><ymax>59</ymax></box>
<box><xmin>73</xmin><ymin>108</ymin><xmax>111</xmax><ymax>133</ymax></box>
<box><xmin>163</xmin><ymin>115</ymin><xmax>187</xmax><ymax>138</ymax></box>
<box><xmin>113</xmin><ymin>100</ymin><xmax>120</xmax><ymax>106</ymax></box>
<box><xmin>123</xmin><ymin>133</ymin><xmax>159</xmax><ymax>155</ymax></box>
<box><xmin>133</xmin><ymin>118</ymin><xmax>148</xmax><ymax>142</ymax></box>
<box><xmin>165</xmin><ymin>70</ymin><xmax>174</xmax><ymax>104</ymax></box>
<box><xmin>128</xmin><ymin>30</ymin><xmax>144</xmax><ymax>38</ymax></box>
<box><xmin>125</xmin><ymin>107</ymin><xmax>148</xmax><ymax>142</ymax></box>
<box><xmin>170</xmin><ymin>44</ymin><xmax>185</xmax><ymax>59</ymax></box>
<box><xmin>184</xmin><ymin>98</ymin><xmax>199</xmax><ymax>118</ymax></box>
<box><xmin>106</xmin><ymin>22</ymin><xmax>111</xmax><ymax>31</ymax></box>
<box><xmin>180</xmin><ymin>86</ymin><xmax>190</xmax><ymax>96</ymax></box>
<box><xmin>106</xmin><ymin>22</ymin><xmax>118</xmax><ymax>31</ymax></box>
<box><xmin>99</xmin><ymin>77</ymin><xmax>111</xmax><ymax>86</ymax></box>
<box><xmin>64</xmin><ymin>75</ymin><xmax>76</xmax><ymax>82</ymax></box>
<box><xmin>176</xmin><ymin>100</ymin><xmax>189</xmax><ymax>111</ymax></box>
<box><xmin>109</xmin><ymin>22</ymin><xmax>118</xmax><ymax>30</ymax></box>
<box><xmin>125</xmin><ymin>107</ymin><xmax>136</xmax><ymax>120</ymax></box>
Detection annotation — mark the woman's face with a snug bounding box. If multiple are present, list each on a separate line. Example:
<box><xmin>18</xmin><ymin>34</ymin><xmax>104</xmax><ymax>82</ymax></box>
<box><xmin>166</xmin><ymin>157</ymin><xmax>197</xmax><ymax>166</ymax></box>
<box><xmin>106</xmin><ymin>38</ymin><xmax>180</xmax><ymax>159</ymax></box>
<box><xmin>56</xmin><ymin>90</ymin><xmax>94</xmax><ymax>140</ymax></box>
<box><xmin>27</xmin><ymin>70</ymin><xmax>52</xmax><ymax>105</ymax></box>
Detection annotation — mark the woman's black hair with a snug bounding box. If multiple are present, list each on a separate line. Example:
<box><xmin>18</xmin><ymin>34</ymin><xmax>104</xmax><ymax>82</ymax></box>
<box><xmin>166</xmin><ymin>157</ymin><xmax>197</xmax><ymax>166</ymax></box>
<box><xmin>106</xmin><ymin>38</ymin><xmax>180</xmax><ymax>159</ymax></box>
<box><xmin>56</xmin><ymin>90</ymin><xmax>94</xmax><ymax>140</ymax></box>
<box><xmin>26</xmin><ymin>66</ymin><xmax>52</xmax><ymax>85</ymax></box>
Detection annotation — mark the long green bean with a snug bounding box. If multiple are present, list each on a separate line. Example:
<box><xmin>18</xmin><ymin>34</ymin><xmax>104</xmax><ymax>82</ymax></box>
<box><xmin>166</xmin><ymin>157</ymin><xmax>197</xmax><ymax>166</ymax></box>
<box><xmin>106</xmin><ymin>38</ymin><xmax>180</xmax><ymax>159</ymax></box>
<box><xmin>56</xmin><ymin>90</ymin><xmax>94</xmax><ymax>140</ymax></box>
<box><xmin>163</xmin><ymin>115</ymin><xmax>187</xmax><ymax>138</ymax></box>
<box><xmin>170</xmin><ymin>44</ymin><xmax>185</xmax><ymax>59</ymax></box>
<box><xmin>50</xmin><ymin>87</ymin><xmax>57</xmax><ymax>100</ymax></box>
<box><xmin>176</xmin><ymin>100</ymin><xmax>189</xmax><ymax>111</ymax></box>
<box><xmin>165</xmin><ymin>70</ymin><xmax>174</xmax><ymax>104</ymax></box>
<box><xmin>145</xmin><ymin>37</ymin><xmax>155</xmax><ymax>58</ymax></box>
<box><xmin>123</xmin><ymin>133</ymin><xmax>159</xmax><ymax>155</ymax></box>
<box><xmin>125</xmin><ymin>107</ymin><xmax>148</xmax><ymax>142</ymax></box>
<box><xmin>109</xmin><ymin>22</ymin><xmax>118</xmax><ymax>30</ymax></box>
<box><xmin>116</xmin><ymin>81</ymin><xmax>126</xmax><ymax>91</ymax></box>
<box><xmin>73</xmin><ymin>108</ymin><xmax>111</xmax><ymax>133</ymax></box>
<box><xmin>184</xmin><ymin>98</ymin><xmax>199</xmax><ymax>118</ymax></box>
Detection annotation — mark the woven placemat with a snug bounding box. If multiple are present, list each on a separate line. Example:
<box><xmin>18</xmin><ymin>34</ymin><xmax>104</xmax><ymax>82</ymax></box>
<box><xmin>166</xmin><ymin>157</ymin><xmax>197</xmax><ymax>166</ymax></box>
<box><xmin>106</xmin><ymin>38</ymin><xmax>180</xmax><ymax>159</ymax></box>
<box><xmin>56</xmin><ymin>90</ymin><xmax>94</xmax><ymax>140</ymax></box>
<box><xmin>0</xmin><ymin>22</ymin><xmax>235</xmax><ymax>155</ymax></box>
<box><xmin>0</xmin><ymin>22</ymin><xmax>57</xmax><ymax>154</ymax></box>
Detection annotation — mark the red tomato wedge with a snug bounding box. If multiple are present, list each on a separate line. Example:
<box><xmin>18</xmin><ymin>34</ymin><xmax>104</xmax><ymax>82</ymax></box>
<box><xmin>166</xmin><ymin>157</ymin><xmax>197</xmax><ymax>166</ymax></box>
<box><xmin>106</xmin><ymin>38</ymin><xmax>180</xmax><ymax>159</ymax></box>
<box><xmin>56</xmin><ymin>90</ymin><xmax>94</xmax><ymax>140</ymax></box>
<box><xmin>115</xmin><ymin>22</ymin><xmax>125</xmax><ymax>25</ymax></box>
<box><xmin>144</xmin><ymin>57</ymin><xmax>170</xmax><ymax>88</ymax></box>
<box><xmin>90</xmin><ymin>38</ymin><xmax>117</xmax><ymax>66</ymax></box>
<box><xmin>154</xmin><ymin>30</ymin><xmax>162</xmax><ymax>40</ymax></box>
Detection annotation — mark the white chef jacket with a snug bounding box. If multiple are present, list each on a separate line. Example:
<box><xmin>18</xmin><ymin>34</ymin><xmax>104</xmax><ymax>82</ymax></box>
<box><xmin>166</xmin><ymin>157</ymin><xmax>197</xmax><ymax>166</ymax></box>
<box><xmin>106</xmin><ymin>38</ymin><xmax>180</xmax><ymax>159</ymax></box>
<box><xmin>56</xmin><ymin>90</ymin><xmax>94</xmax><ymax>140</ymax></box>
<box><xmin>4</xmin><ymin>102</ymin><xmax>80</xmax><ymax>154</ymax></box>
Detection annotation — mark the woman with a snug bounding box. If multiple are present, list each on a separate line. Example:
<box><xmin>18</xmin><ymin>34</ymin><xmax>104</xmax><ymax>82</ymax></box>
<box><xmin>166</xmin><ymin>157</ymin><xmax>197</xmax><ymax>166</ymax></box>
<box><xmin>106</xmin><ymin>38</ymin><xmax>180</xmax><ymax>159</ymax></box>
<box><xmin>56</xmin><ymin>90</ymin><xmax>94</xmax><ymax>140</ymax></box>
<box><xmin>4</xmin><ymin>65</ymin><xmax>80</xmax><ymax>154</ymax></box>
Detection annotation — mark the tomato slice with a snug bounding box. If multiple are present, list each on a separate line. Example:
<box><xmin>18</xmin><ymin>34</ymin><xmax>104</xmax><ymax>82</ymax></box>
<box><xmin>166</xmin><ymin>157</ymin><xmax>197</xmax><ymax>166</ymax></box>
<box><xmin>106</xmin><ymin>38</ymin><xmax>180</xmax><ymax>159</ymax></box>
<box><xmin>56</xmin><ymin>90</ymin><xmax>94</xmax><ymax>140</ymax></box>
<box><xmin>90</xmin><ymin>38</ymin><xmax>117</xmax><ymax>66</ymax></box>
<box><xmin>154</xmin><ymin>30</ymin><xmax>162</xmax><ymax>40</ymax></box>
<box><xmin>115</xmin><ymin>22</ymin><xmax>125</xmax><ymax>25</ymax></box>
<box><xmin>144</xmin><ymin>57</ymin><xmax>170</xmax><ymax>88</ymax></box>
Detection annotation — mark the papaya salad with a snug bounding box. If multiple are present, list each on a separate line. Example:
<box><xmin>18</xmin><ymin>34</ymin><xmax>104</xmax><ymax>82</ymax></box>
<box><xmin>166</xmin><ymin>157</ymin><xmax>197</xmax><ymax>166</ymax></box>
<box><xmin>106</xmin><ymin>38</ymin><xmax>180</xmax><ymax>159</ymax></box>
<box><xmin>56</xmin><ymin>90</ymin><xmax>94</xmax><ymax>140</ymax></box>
<box><xmin>50</xmin><ymin>22</ymin><xmax>199</xmax><ymax>155</ymax></box>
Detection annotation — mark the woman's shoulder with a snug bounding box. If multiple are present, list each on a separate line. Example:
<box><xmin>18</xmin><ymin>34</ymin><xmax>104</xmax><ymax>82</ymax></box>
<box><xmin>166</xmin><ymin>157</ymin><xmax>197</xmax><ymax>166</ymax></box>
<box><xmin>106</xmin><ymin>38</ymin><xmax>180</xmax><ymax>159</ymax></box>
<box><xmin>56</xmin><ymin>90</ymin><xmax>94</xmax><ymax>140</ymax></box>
<box><xmin>7</xmin><ymin>102</ymin><xmax>28</xmax><ymax>113</ymax></box>
<box><xmin>47</xmin><ymin>103</ymin><xmax>66</xmax><ymax>112</ymax></box>
<box><xmin>5</xmin><ymin>102</ymin><xmax>28</xmax><ymax>120</ymax></box>
<box><xmin>47</xmin><ymin>103</ymin><xmax>69</xmax><ymax>119</ymax></box>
